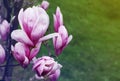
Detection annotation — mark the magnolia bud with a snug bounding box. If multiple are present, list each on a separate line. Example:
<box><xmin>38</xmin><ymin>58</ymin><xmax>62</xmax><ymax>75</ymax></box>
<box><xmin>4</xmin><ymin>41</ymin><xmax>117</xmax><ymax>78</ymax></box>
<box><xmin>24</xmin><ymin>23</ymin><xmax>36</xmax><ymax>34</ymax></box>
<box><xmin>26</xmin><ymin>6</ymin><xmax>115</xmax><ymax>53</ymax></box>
<box><xmin>0</xmin><ymin>20</ymin><xmax>10</xmax><ymax>40</ymax></box>
<box><xmin>33</xmin><ymin>56</ymin><xmax>62</xmax><ymax>81</ymax></box>
<box><xmin>40</xmin><ymin>1</ymin><xmax>49</xmax><ymax>10</ymax></box>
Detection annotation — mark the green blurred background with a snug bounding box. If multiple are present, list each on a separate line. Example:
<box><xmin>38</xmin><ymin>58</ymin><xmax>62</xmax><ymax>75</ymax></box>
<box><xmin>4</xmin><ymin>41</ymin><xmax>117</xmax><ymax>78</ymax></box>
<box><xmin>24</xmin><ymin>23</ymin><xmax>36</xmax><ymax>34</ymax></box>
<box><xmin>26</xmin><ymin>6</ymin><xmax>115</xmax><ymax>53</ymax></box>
<box><xmin>21</xmin><ymin>0</ymin><xmax>120</xmax><ymax>81</ymax></box>
<box><xmin>40</xmin><ymin>0</ymin><xmax>120</xmax><ymax>81</ymax></box>
<box><xmin>43</xmin><ymin>0</ymin><xmax>120</xmax><ymax>81</ymax></box>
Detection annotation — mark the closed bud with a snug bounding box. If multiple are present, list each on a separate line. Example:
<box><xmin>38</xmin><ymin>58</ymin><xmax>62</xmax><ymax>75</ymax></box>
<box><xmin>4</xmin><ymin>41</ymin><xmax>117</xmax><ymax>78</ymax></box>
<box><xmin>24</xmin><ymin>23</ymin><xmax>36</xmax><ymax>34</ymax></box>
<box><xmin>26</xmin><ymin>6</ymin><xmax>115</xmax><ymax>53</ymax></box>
<box><xmin>40</xmin><ymin>1</ymin><xmax>49</xmax><ymax>10</ymax></box>
<box><xmin>0</xmin><ymin>20</ymin><xmax>10</xmax><ymax>40</ymax></box>
<box><xmin>33</xmin><ymin>56</ymin><xmax>62</xmax><ymax>81</ymax></box>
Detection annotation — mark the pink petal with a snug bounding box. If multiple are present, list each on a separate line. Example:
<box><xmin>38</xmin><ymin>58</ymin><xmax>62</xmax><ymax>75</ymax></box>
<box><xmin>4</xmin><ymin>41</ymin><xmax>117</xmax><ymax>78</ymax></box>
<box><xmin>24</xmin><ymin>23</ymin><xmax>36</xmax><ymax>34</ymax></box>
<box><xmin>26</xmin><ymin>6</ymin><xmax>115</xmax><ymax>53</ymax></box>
<box><xmin>11</xmin><ymin>30</ymin><xmax>33</xmax><ymax>46</ymax></box>
<box><xmin>2</xmin><ymin>20</ymin><xmax>10</xmax><ymax>32</ymax></box>
<box><xmin>14</xmin><ymin>43</ymin><xmax>27</xmax><ymax>58</ymax></box>
<box><xmin>53</xmin><ymin>7</ymin><xmax>63</xmax><ymax>32</ymax></box>
<box><xmin>47</xmin><ymin>62</ymin><xmax>60</xmax><ymax>75</ymax></box>
<box><xmin>23</xmin><ymin>8</ymin><xmax>37</xmax><ymax>34</ymax></box>
<box><xmin>66</xmin><ymin>35</ymin><xmax>73</xmax><ymax>45</ymax></box>
<box><xmin>31</xmin><ymin>25</ymin><xmax>46</xmax><ymax>41</ymax></box>
<box><xmin>53</xmin><ymin>14</ymin><xmax>58</xmax><ymax>32</ymax></box>
<box><xmin>18</xmin><ymin>8</ymin><xmax>24</xmax><ymax>30</ymax></box>
<box><xmin>0</xmin><ymin>20</ymin><xmax>10</xmax><ymax>40</ymax></box>
<box><xmin>33</xmin><ymin>60</ymin><xmax>44</xmax><ymax>70</ymax></box>
<box><xmin>36</xmin><ymin>65</ymin><xmax>44</xmax><ymax>76</ymax></box>
<box><xmin>49</xmin><ymin>69</ymin><xmax>61</xmax><ymax>81</ymax></box>
<box><xmin>13</xmin><ymin>50</ymin><xmax>25</xmax><ymax>65</ymax></box>
<box><xmin>31</xmin><ymin>13</ymin><xmax>49</xmax><ymax>41</ymax></box>
<box><xmin>23</xmin><ymin>56</ymin><xmax>29</xmax><ymax>67</ymax></box>
<box><xmin>62</xmin><ymin>35</ymin><xmax>73</xmax><ymax>50</ymax></box>
<box><xmin>58</xmin><ymin>25</ymin><xmax>68</xmax><ymax>42</ymax></box>
<box><xmin>29</xmin><ymin>42</ymin><xmax>42</xmax><ymax>60</ymax></box>
<box><xmin>56</xmin><ymin>7</ymin><xmax>63</xmax><ymax>26</ymax></box>
<box><xmin>54</xmin><ymin>34</ymin><xmax>62</xmax><ymax>49</ymax></box>
<box><xmin>53</xmin><ymin>34</ymin><xmax>63</xmax><ymax>56</ymax></box>
<box><xmin>39</xmin><ymin>33</ymin><xmax>59</xmax><ymax>42</ymax></box>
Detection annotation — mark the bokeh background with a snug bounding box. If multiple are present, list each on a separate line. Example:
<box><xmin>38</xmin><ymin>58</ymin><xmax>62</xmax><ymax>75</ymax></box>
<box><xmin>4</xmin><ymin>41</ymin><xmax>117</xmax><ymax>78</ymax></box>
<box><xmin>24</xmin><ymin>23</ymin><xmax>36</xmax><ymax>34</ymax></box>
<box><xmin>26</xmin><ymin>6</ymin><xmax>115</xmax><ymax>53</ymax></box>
<box><xmin>14</xmin><ymin>0</ymin><xmax>120</xmax><ymax>81</ymax></box>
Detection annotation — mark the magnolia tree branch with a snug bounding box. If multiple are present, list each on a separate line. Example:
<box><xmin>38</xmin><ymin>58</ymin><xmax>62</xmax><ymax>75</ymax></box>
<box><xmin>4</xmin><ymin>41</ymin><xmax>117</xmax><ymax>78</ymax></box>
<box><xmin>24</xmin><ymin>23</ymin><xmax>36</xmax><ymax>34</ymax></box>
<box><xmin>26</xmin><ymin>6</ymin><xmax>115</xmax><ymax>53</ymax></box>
<box><xmin>3</xmin><ymin>0</ymin><xmax>12</xmax><ymax>22</ymax></box>
<box><xmin>0</xmin><ymin>64</ymin><xmax>20</xmax><ymax>67</ymax></box>
<box><xmin>0</xmin><ymin>0</ymin><xmax>24</xmax><ymax>81</ymax></box>
<box><xmin>0</xmin><ymin>0</ymin><xmax>7</xmax><ymax>20</ymax></box>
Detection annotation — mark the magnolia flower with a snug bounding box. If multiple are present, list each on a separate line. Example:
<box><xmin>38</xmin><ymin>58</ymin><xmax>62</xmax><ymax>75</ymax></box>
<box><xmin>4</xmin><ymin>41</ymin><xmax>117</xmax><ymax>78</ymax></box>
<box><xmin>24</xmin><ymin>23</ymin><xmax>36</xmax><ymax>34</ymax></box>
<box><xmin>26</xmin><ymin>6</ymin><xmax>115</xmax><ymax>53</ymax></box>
<box><xmin>40</xmin><ymin>0</ymin><xmax>49</xmax><ymax>10</ymax></box>
<box><xmin>53</xmin><ymin>7</ymin><xmax>72</xmax><ymax>56</ymax></box>
<box><xmin>33</xmin><ymin>56</ymin><xmax>62</xmax><ymax>81</ymax></box>
<box><xmin>0</xmin><ymin>44</ymin><xmax>5</xmax><ymax>64</ymax></box>
<box><xmin>12</xmin><ymin>42</ymin><xmax>42</xmax><ymax>67</ymax></box>
<box><xmin>0</xmin><ymin>20</ymin><xmax>10</xmax><ymax>40</ymax></box>
<box><xmin>11</xmin><ymin>6</ymin><xmax>59</xmax><ymax>62</ymax></box>
<box><xmin>12</xmin><ymin>42</ymin><xmax>30</xmax><ymax>67</ymax></box>
<box><xmin>11</xmin><ymin>6</ymin><xmax>49</xmax><ymax>46</ymax></box>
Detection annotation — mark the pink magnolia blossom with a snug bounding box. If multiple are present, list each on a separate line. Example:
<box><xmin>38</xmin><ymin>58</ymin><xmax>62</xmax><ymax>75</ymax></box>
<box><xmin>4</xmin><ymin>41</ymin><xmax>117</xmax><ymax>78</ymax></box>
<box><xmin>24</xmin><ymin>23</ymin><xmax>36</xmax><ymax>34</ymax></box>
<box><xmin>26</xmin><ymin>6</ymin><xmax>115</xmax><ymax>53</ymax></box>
<box><xmin>12</xmin><ymin>42</ymin><xmax>30</xmax><ymax>67</ymax></box>
<box><xmin>12</xmin><ymin>42</ymin><xmax>42</xmax><ymax>67</ymax></box>
<box><xmin>53</xmin><ymin>7</ymin><xmax>73</xmax><ymax>56</ymax></box>
<box><xmin>11</xmin><ymin>6</ymin><xmax>59</xmax><ymax>62</ymax></box>
<box><xmin>0</xmin><ymin>20</ymin><xmax>10</xmax><ymax>40</ymax></box>
<box><xmin>40</xmin><ymin>0</ymin><xmax>49</xmax><ymax>10</ymax></box>
<box><xmin>0</xmin><ymin>44</ymin><xmax>5</xmax><ymax>64</ymax></box>
<box><xmin>33</xmin><ymin>56</ymin><xmax>62</xmax><ymax>81</ymax></box>
<box><xmin>11</xmin><ymin>6</ymin><xmax>49</xmax><ymax>46</ymax></box>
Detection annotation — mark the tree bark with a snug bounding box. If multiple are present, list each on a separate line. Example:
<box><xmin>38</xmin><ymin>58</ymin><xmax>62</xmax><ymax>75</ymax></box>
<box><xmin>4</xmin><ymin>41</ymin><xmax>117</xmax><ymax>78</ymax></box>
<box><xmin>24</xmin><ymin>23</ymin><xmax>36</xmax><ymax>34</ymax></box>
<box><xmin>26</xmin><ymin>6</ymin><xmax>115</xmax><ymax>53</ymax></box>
<box><xmin>1</xmin><ymin>0</ymin><xmax>24</xmax><ymax>81</ymax></box>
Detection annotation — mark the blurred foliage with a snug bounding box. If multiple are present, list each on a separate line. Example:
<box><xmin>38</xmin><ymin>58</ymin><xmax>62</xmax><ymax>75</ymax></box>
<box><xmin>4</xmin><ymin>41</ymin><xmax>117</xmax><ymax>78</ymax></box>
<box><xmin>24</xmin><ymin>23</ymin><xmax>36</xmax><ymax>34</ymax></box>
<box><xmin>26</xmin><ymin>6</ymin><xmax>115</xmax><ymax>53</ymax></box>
<box><xmin>44</xmin><ymin>0</ymin><xmax>120</xmax><ymax>81</ymax></box>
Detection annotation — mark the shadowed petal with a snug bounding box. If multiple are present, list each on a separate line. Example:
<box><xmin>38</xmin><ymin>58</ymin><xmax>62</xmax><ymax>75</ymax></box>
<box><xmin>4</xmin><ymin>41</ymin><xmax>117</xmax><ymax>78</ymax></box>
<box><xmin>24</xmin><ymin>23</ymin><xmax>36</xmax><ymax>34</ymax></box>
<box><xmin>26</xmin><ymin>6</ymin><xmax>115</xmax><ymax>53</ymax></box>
<box><xmin>30</xmin><ymin>42</ymin><xmax>42</xmax><ymax>60</ymax></box>
<box><xmin>49</xmin><ymin>69</ymin><xmax>61</xmax><ymax>81</ymax></box>
<box><xmin>11</xmin><ymin>30</ymin><xmax>33</xmax><ymax>46</ymax></box>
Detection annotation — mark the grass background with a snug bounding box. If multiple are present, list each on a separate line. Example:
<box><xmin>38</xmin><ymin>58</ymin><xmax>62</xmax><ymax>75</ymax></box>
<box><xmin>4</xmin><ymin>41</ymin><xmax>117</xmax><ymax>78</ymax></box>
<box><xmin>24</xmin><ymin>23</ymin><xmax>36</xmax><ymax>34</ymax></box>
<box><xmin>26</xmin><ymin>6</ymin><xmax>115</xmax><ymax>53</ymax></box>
<box><xmin>13</xmin><ymin>0</ymin><xmax>120</xmax><ymax>81</ymax></box>
<box><xmin>40</xmin><ymin>0</ymin><xmax>120</xmax><ymax>81</ymax></box>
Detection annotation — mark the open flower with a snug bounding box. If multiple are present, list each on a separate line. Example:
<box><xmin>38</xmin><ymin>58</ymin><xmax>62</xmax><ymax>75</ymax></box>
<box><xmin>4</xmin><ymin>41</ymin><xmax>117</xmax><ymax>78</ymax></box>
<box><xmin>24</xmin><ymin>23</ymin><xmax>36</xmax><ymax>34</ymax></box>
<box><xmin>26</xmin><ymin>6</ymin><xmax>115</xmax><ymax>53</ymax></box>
<box><xmin>53</xmin><ymin>7</ymin><xmax>72</xmax><ymax>56</ymax></box>
<box><xmin>11</xmin><ymin>6</ymin><xmax>59</xmax><ymax>63</ymax></box>
<box><xmin>0</xmin><ymin>44</ymin><xmax>5</xmax><ymax>64</ymax></box>
<box><xmin>0</xmin><ymin>20</ymin><xmax>10</xmax><ymax>40</ymax></box>
<box><xmin>33</xmin><ymin>56</ymin><xmax>62</xmax><ymax>81</ymax></box>
<box><xmin>11</xmin><ymin>6</ymin><xmax>49</xmax><ymax>46</ymax></box>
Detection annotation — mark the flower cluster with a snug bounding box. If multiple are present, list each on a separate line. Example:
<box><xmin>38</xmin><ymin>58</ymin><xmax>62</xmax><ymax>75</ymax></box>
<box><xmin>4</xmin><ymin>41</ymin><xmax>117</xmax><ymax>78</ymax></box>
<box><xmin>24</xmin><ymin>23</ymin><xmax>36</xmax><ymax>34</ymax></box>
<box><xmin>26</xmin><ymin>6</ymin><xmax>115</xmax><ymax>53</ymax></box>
<box><xmin>0</xmin><ymin>1</ymin><xmax>72</xmax><ymax>81</ymax></box>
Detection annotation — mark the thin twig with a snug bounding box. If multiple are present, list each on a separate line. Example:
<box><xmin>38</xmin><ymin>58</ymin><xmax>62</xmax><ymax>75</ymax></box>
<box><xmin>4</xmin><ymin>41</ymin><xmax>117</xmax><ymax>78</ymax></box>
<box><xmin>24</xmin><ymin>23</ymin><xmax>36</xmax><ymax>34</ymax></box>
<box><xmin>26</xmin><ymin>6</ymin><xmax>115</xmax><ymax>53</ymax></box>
<box><xmin>0</xmin><ymin>64</ymin><xmax>20</xmax><ymax>67</ymax></box>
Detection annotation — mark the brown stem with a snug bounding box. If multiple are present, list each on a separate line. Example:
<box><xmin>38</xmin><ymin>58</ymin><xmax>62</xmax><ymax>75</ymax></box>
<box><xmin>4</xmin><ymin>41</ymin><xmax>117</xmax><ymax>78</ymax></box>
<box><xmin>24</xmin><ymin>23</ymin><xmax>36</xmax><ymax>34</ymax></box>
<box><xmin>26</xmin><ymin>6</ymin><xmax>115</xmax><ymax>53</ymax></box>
<box><xmin>2</xmin><ymin>0</ymin><xmax>24</xmax><ymax>81</ymax></box>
